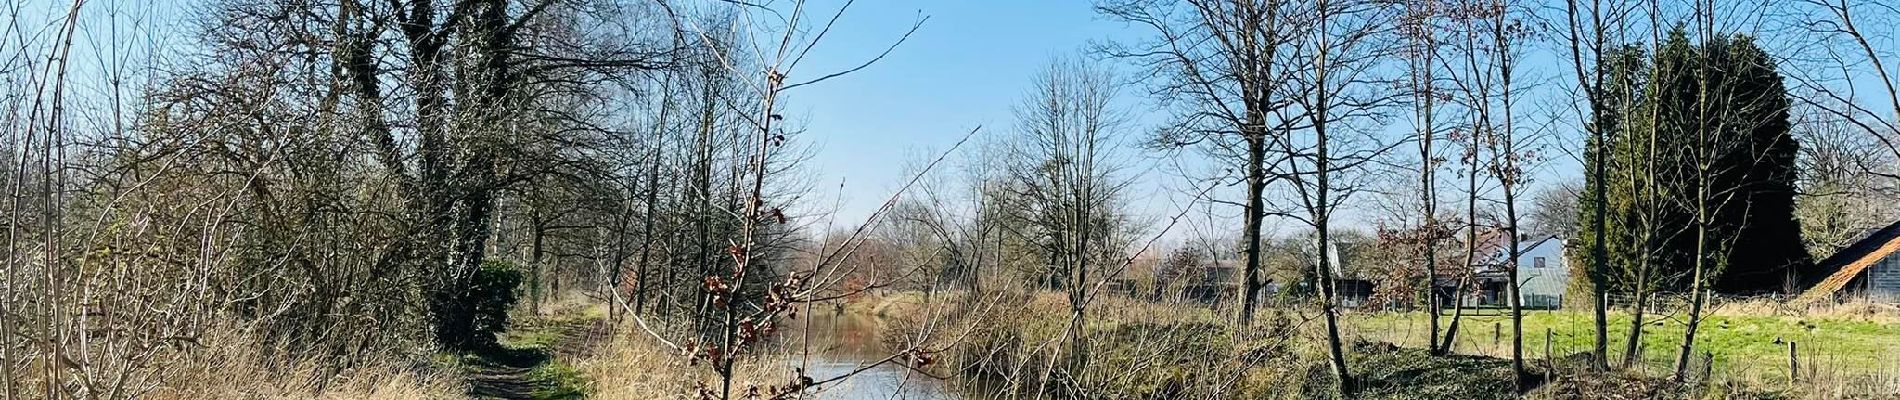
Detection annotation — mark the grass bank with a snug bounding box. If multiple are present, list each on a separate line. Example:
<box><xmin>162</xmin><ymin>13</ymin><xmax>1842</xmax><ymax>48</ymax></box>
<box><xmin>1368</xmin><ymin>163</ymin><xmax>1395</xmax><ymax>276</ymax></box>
<box><xmin>571</xmin><ymin>312</ymin><xmax>795</xmax><ymax>399</ymax></box>
<box><xmin>857</xmin><ymin>290</ymin><xmax>1864</xmax><ymax>399</ymax></box>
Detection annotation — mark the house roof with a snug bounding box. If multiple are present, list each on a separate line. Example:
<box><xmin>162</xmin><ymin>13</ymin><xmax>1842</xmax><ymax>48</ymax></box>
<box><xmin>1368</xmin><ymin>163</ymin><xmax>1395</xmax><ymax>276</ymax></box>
<box><xmin>1475</xmin><ymin>236</ymin><xmax>1560</xmax><ymax>271</ymax></box>
<box><xmin>1795</xmin><ymin>219</ymin><xmax>1900</xmax><ymax>302</ymax></box>
<box><xmin>1502</xmin><ymin>237</ymin><xmax>1557</xmax><ymax>258</ymax></box>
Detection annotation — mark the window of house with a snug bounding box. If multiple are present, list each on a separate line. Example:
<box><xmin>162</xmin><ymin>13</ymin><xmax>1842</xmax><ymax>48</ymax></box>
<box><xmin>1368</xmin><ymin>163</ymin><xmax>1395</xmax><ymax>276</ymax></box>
<box><xmin>1534</xmin><ymin>257</ymin><xmax>1547</xmax><ymax>269</ymax></box>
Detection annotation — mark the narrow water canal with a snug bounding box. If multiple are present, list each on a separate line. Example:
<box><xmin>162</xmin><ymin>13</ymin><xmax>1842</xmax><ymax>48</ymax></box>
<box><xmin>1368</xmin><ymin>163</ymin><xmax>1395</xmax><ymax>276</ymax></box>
<box><xmin>791</xmin><ymin>311</ymin><xmax>965</xmax><ymax>399</ymax></box>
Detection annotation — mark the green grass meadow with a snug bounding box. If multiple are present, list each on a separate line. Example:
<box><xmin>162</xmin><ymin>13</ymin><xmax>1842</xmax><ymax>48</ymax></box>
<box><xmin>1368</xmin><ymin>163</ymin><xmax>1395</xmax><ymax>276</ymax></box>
<box><xmin>1350</xmin><ymin>309</ymin><xmax>1900</xmax><ymax>384</ymax></box>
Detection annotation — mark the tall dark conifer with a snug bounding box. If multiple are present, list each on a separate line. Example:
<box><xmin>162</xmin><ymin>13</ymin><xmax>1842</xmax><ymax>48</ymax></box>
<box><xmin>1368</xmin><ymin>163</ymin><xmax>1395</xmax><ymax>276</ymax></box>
<box><xmin>1707</xmin><ymin>36</ymin><xmax>1809</xmax><ymax>293</ymax></box>
<box><xmin>1573</xmin><ymin>30</ymin><xmax>1809</xmax><ymax>297</ymax></box>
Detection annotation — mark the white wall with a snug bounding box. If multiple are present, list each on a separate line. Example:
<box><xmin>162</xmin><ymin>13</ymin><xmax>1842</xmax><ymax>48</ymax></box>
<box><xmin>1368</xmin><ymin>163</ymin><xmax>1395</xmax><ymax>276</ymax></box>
<box><xmin>1515</xmin><ymin>238</ymin><xmax>1569</xmax><ymax>308</ymax></box>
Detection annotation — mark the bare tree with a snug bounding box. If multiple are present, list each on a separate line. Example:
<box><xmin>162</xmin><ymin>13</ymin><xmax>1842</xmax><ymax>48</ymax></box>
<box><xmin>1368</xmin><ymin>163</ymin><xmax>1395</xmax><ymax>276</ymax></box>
<box><xmin>1526</xmin><ymin>181</ymin><xmax>1583</xmax><ymax>238</ymax></box>
<box><xmin>1787</xmin><ymin>0</ymin><xmax>1899</xmax><ymax>178</ymax></box>
<box><xmin>1096</xmin><ymin>0</ymin><xmax>1304</xmax><ymax>326</ymax></box>
<box><xmin>1397</xmin><ymin>0</ymin><xmax>1457</xmax><ymax>357</ymax></box>
<box><xmin>1795</xmin><ymin>113</ymin><xmax>1899</xmax><ymax>257</ymax></box>
<box><xmin>1560</xmin><ymin>0</ymin><xmax>1637</xmax><ymax>372</ymax></box>
<box><xmin>1439</xmin><ymin>0</ymin><xmax>1542</xmax><ymax>382</ymax></box>
<box><xmin>1002</xmin><ymin>56</ymin><xmax>1136</xmax><ymax>370</ymax></box>
<box><xmin>1270</xmin><ymin>0</ymin><xmax>1404</xmax><ymax>394</ymax></box>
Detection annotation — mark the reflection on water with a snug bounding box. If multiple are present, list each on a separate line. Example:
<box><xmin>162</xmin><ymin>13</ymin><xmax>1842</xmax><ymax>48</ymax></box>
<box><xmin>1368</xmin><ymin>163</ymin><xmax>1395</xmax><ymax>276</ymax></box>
<box><xmin>788</xmin><ymin>311</ymin><xmax>962</xmax><ymax>399</ymax></box>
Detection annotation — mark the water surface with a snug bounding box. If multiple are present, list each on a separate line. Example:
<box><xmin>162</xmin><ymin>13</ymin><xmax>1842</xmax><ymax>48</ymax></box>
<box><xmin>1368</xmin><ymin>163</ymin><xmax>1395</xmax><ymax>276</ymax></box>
<box><xmin>790</xmin><ymin>311</ymin><xmax>964</xmax><ymax>399</ymax></box>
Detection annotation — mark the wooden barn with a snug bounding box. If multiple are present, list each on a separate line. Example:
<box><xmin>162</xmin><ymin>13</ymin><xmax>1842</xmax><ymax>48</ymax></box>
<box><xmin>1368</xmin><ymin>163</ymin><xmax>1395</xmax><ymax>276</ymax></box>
<box><xmin>1798</xmin><ymin>220</ymin><xmax>1900</xmax><ymax>302</ymax></box>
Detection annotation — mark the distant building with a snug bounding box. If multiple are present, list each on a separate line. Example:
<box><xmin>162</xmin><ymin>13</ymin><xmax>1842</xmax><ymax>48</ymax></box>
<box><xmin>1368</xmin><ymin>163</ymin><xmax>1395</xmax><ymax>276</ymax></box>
<box><xmin>1470</xmin><ymin>236</ymin><xmax>1569</xmax><ymax>309</ymax></box>
<box><xmin>1797</xmin><ymin>220</ymin><xmax>1900</xmax><ymax>303</ymax></box>
<box><xmin>1108</xmin><ymin>239</ymin><xmax>1378</xmax><ymax>307</ymax></box>
<box><xmin>1104</xmin><ymin>257</ymin><xmax>1239</xmax><ymax>303</ymax></box>
<box><xmin>1428</xmin><ymin>232</ymin><xmax>1569</xmax><ymax>309</ymax></box>
<box><xmin>1326</xmin><ymin>238</ymin><xmax>1377</xmax><ymax>308</ymax></box>
<box><xmin>1170</xmin><ymin>259</ymin><xmax>1239</xmax><ymax>304</ymax></box>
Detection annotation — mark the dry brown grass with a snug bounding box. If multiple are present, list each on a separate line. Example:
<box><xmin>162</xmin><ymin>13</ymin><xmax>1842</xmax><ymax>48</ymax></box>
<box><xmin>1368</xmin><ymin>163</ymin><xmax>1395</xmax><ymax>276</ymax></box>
<box><xmin>1709</xmin><ymin>297</ymin><xmax>1900</xmax><ymax>323</ymax></box>
<box><xmin>140</xmin><ymin>325</ymin><xmax>460</xmax><ymax>400</ymax></box>
<box><xmin>856</xmin><ymin>289</ymin><xmax>1333</xmax><ymax>399</ymax></box>
<box><xmin>575</xmin><ymin>321</ymin><xmax>793</xmax><ymax>399</ymax></box>
<box><xmin>573</xmin><ymin>326</ymin><xmax>699</xmax><ymax>399</ymax></box>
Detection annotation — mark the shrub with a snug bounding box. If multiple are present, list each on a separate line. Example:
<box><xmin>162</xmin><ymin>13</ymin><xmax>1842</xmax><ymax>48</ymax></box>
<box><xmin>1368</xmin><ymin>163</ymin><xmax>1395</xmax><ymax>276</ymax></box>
<box><xmin>432</xmin><ymin>259</ymin><xmax>525</xmax><ymax>350</ymax></box>
<box><xmin>470</xmin><ymin>260</ymin><xmax>526</xmax><ymax>339</ymax></box>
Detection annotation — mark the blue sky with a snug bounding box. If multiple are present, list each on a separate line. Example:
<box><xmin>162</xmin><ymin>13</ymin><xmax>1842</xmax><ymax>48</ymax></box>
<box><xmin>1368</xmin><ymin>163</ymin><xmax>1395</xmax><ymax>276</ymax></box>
<box><xmin>24</xmin><ymin>0</ymin><xmax>1898</xmax><ymax>241</ymax></box>
<box><xmin>782</xmin><ymin>0</ymin><xmax>1165</xmax><ymax>228</ymax></box>
<box><xmin>779</xmin><ymin>0</ymin><xmax>1900</xmax><ymax>241</ymax></box>
<box><xmin>780</xmin><ymin>0</ymin><xmax>1569</xmax><ymax>237</ymax></box>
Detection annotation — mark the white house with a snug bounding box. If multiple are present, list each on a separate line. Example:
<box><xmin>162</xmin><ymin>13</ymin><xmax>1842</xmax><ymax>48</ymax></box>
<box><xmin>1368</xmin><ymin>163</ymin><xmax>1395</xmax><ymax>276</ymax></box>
<box><xmin>1472</xmin><ymin>236</ymin><xmax>1570</xmax><ymax>309</ymax></box>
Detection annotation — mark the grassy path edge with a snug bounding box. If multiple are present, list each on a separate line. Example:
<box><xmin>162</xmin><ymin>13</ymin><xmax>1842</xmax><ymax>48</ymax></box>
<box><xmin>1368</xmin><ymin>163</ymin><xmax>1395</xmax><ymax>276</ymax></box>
<box><xmin>460</xmin><ymin>310</ymin><xmax>609</xmax><ymax>399</ymax></box>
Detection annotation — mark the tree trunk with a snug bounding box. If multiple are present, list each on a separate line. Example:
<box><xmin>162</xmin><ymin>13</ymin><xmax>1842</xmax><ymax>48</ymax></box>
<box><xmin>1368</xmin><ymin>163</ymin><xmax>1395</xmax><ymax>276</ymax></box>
<box><xmin>1590</xmin><ymin>132</ymin><xmax>1611</xmax><ymax>371</ymax></box>
<box><xmin>1497</xmin><ymin>18</ymin><xmax>1525</xmax><ymax>383</ymax></box>
<box><xmin>1418</xmin><ymin>100</ymin><xmax>1443</xmax><ymax>356</ymax></box>
<box><xmin>1316</xmin><ymin>215</ymin><xmax>1353</xmax><ymax>397</ymax></box>
<box><xmin>1240</xmin><ymin>134</ymin><xmax>1267</xmax><ymax>326</ymax></box>
<box><xmin>1440</xmin><ymin>106</ymin><xmax>1485</xmax><ymax>356</ymax></box>
<box><xmin>1313</xmin><ymin>10</ymin><xmax>1351</xmax><ymax>389</ymax></box>
<box><xmin>635</xmin><ymin>85</ymin><xmax>671</xmax><ymax>316</ymax></box>
<box><xmin>1676</xmin><ymin>172</ymin><xmax>1712</xmax><ymax>379</ymax></box>
<box><xmin>532</xmin><ymin>214</ymin><xmax>547</xmax><ymax>314</ymax></box>
<box><xmin>1622</xmin><ymin>279</ymin><xmax>1650</xmax><ymax>369</ymax></box>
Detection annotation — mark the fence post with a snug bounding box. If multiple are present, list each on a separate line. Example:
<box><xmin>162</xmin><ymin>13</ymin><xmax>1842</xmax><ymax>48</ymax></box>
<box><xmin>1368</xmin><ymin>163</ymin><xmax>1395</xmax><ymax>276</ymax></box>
<box><xmin>1545</xmin><ymin>328</ymin><xmax>1553</xmax><ymax>360</ymax></box>
<box><xmin>1788</xmin><ymin>341</ymin><xmax>1800</xmax><ymax>384</ymax></box>
<box><xmin>1545</xmin><ymin>327</ymin><xmax>1555</xmax><ymax>382</ymax></box>
<box><xmin>1493</xmin><ymin>322</ymin><xmax>1501</xmax><ymax>350</ymax></box>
